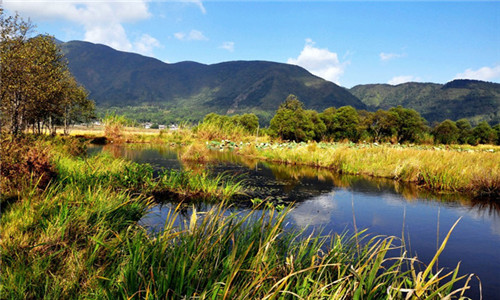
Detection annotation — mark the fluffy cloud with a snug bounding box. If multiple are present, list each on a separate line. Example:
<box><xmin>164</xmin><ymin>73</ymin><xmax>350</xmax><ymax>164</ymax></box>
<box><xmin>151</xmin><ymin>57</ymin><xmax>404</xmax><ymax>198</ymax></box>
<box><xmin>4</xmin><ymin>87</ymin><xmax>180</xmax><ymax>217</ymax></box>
<box><xmin>4</xmin><ymin>0</ymin><xmax>156</xmax><ymax>53</ymax></box>
<box><xmin>287</xmin><ymin>39</ymin><xmax>347</xmax><ymax>84</ymax></box>
<box><xmin>379</xmin><ymin>52</ymin><xmax>405</xmax><ymax>61</ymax></box>
<box><xmin>134</xmin><ymin>34</ymin><xmax>161</xmax><ymax>57</ymax></box>
<box><xmin>174</xmin><ymin>30</ymin><xmax>208</xmax><ymax>41</ymax></box>
<box><xmin>387</xmin><ymin>75</ymin><xmax>421</xmax><ymax>85</ymax></box>
<box><xmin>219</xmin><ymin>41</ymin><xmax>235</xmax><ymax>52</ymax></box>
<box><xmin>454</xmin><ymin>65</ymin><xmax>500</xmax><ymax>81</ymax></box>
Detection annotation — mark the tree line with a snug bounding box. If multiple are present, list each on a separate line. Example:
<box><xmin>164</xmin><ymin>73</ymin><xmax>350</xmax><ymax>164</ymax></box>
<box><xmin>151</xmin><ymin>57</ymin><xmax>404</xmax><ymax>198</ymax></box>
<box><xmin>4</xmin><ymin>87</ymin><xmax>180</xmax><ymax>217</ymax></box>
<box><xmin>0</xmin><ymin>10</ymin><xmax>94</xmax><ymax>137</ymax></box>
<box><xmin>202</xmin><ymin>94</ymin><xmax>500</xmax><ymax>145</ymax></box>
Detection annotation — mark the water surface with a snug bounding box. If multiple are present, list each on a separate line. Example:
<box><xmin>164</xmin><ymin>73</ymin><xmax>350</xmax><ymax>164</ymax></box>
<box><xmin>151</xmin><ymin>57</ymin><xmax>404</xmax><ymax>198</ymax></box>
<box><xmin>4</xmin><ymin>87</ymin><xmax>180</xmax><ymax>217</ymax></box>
<box><xmin>94</xmin><ymin>145</ymin><xmax>500</xmax><ymax>299</ymax></box>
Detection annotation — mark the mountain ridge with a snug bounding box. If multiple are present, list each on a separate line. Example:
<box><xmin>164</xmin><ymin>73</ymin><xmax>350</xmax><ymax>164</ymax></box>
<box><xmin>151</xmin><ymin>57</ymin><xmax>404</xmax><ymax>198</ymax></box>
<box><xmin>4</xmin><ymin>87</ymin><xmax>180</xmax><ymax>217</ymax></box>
<box><xmin>350</xmin><ymin>80</ymin><xmax>500</xmax><ymax>125</ymax></box>
<box><xmin>61</xmin><ymin>40</ymin><xmax>365</xmax><ymax>124</ymax></box>
<box><xmin>60</xmin><ymin>40</ymin><xmax>499</xmax><ymax>125</ymax></box>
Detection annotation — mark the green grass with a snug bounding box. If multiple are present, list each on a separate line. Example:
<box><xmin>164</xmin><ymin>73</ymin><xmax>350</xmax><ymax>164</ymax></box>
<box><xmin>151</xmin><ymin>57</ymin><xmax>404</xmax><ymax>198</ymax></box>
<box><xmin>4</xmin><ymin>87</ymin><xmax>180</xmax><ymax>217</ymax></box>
<box><xmin>0</xmin><ymin>136</ymin><xmax>476</xmax><ymax>299</ymax></box>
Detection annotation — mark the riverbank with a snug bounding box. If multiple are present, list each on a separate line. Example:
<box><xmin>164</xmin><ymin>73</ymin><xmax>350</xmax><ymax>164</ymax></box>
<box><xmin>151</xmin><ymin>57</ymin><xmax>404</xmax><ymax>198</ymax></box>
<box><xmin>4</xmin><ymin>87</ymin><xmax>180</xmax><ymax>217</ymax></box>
<box><xmin>65</xmin><ymin>125</ymin><xmax>500</xmax><ymax>198</ymax></box>
<box><xmin>1</xmin><ymin>135</ymin><xmax>474</xmax><ymax>298</ymax></box>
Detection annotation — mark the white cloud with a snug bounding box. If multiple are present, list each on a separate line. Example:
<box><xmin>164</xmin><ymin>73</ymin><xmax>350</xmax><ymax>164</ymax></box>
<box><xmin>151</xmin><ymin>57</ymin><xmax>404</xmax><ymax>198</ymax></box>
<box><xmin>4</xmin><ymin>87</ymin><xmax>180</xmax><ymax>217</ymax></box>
<box><xmin>219</xmin><ymin>41</ymin><xmax>234</xmax><ymax>52</ymax></box>
<box><xmin>287</xmin><ymin>39</ymin><xmax>348</xmax><ymax>85</ymax></box>
<box><xmin>185</xmin><ymin>0</ymin><xmax>206</xmax><ymax>14</ymax></box>
<box><xmin>134</xmin><ymin>34</ymin><xmax>161</xmax><ymax>57</ymax></box>
<box><xmin>454</xmin><ymin>65</ymin><xmax>500</xmax><ymax>81</ymax></box>
<box><xmin>174</xmin><ymin>30</ymin><xmax>208</xmax><ymax>41</ymax></box>
<box><xmin>4</xmin><ymin>0</ymin><xmax>153</xmax><ymax>53</ymax></box>
<box><xmin>387</xmin><ymin>75</ymin><xmax>421</xmax><ymax>85</ymax></box>
<box><xmin>380</xmin><ymin>52</ymin><xmax>405</xmax><ymax>61</ymax></box>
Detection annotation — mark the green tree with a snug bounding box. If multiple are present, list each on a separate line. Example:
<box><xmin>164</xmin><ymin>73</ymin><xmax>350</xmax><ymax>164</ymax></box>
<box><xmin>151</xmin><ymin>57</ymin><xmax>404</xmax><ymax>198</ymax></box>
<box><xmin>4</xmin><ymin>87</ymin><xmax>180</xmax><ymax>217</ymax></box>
<box><xmin>269</xmin><ymin>94</ymin><xmax>315</xmax><ymax>141</ymax></box>
<box><xmin>366</xmin><ymin>109</ymin><xmax>397</xmax><ymax>142</ymax></box>
<box><xmin>237</xmin><ymin>113</ymin><xmax>259</xmax><ymax>133</ymax></box>
<box><xmin>472</xmin><ymin>121</ymin><xmax>497</xmax><ymax>145</ymax></box>
<box><xmin>389</xmin><ymin>106</ymin><xmax>427</xmax><ymax>143</ymax></box>
<box><xmin>306</xmin><ymin>109</ymin><xmax>326</xmax><ymax>141</ymax></box>
<box><xmin>0</xmin><ymin>10</ymin><xmax>94</xmax><ymax>136</ymax></box>
<box><xmin>333</xmin><ymin>106</ymin><xmax>360</xmax><ymax>141</ymax></box>
<box><xmin>433</xmin><ymin>119</ymin><xmax>459</xmax><ymax>144</ymax></box>
<box><xmin>456</xmin><ymin>118</ymin><xmax>473</xmax><ymax>144</ymax></box>
<box><xmin>319</xmin><ymin>107</ymin><xmax>337</xmax><ymax>140</ymax></box>
<box><xmin>492</xmin><ymin>124</ymin><xmax>500</xmax><ymax>145</ymax></box>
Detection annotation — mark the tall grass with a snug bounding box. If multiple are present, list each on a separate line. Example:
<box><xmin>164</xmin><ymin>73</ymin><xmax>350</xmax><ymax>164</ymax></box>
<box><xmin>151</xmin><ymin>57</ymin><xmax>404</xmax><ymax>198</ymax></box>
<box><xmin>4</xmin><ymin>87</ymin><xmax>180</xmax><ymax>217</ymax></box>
<box><xmin>237</xmin><ymin>142</ymin><xmax>500</xmax><ymax>197</ymax></box>
<box><xmin>54</xmin><ymin>151</ymin><xmax>243</xmax><ymax>201</ymax></box>
<box><xmin>98</xmin><ymin>204</ymin><xmax>473</xmax><ymax>299</ymax></box>
<box><xmin>0</xmin><ymin>136</ymin><xmax>476</xmax><ymax>298</ymax></box>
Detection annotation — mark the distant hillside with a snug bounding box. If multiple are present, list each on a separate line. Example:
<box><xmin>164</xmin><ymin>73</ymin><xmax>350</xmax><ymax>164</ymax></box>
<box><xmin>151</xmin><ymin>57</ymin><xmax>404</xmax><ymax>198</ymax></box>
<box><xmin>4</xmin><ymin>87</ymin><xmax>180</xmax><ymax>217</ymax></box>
<box><xmin>351</xmin><ymin>80</ymin><xmax>500</xmax><ymax>125</ymax></box>
<box><xmin>61</xmin><ymin>40</ymin><xmax>365</xmax><ymax>124</ymax></box>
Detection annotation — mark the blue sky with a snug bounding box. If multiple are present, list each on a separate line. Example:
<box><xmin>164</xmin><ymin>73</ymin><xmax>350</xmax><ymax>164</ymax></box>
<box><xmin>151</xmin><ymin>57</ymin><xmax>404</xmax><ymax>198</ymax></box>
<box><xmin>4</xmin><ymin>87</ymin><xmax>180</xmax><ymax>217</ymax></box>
<box><xmin>4</xmin><ymin>1</ymin><xmax>500</xmax><ymax>88</ymax></box>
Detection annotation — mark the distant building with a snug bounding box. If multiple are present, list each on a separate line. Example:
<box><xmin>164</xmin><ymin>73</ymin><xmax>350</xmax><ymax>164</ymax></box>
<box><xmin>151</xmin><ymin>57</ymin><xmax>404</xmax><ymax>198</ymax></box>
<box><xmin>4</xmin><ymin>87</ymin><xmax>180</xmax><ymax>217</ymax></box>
<box><xmin>158</xmin><ymin>125</ymin><xmax>166</xmax><ymax>130</ymax></box>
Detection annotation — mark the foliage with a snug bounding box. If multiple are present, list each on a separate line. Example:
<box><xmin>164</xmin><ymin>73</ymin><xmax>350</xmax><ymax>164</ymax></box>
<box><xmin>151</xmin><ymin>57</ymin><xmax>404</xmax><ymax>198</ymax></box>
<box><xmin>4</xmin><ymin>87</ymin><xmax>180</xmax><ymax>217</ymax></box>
<box><xmin>433</xmin><ymin>119</ymin><xmax>459</xmax><ymax>144</ymax></box>
<box><xmin>0</xmin><ymin>10</ymin><xmax>94</xmax><ymax>136</ymax></box>
<box><xmin>456</xmin><ymin>118</ymin><xmax>474</xmax><ymax>144</ymax></box>
<box><xmin>195</xmin><ymin>112</ymin><xmax>259</xmax><ymax>140</ymax></box>
<box><xmin>269</xmin><ymin>95</ymin><xmax>318</xmax><ymax>142</ymax></box>
<box><xmin>471</xmin><ymin>121</ymin><xmax>498</xmax><ymax>145</ymax></box>
<box><xmin>102</xmin><ymin>113</ymin><xmax>132</xmax><ymax>141</ymax></box>
<box><xmin>389</xmin><ymin>106</ymin><xmax>428</xmax><ymax>143</ymax></box>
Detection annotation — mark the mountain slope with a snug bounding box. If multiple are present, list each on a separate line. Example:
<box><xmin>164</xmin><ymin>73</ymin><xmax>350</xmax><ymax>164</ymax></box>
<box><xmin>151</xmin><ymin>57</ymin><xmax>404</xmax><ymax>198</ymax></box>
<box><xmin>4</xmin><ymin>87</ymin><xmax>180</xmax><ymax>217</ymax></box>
<box><xmin>61</xmin><ymin>40</ymin><xmax>365</xmax><ymax>123</ymax></box>
<box><xmin>351</xmin><ymin>80</ymin><xmax>500</xmax><ymax>125</ymax></box>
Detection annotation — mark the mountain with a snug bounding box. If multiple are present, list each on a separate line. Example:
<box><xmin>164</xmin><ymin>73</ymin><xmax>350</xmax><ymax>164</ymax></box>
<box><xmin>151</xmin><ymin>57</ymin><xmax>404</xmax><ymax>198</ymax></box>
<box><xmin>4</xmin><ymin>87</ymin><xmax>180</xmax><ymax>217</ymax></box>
<box><xmin>351</xmin><ymin>80</ymin><xmax>500</xmax><ymax>125</ymax></box>
<box><xmin>60</xmin><ymin>40</ymin><xmax>365</xmax><ymax>124</ymax></box>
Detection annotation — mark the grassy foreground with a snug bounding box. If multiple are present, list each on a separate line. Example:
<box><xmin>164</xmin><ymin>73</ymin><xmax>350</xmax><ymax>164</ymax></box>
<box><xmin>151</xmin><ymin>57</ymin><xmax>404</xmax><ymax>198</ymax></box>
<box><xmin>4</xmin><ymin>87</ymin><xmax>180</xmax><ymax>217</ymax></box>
<box><xmin>0</xmin><ymin>136</ymin><xmax>476</xmax><ymax>299</ymax></box>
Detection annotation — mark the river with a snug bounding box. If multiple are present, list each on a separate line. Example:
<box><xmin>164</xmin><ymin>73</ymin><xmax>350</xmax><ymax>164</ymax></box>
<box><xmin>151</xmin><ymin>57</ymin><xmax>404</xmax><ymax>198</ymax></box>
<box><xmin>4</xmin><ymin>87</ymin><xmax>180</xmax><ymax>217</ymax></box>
<box><xmin>91</xmin><ymin>144</ymin><xmax>500</xmax><ymax>299</ymax></box>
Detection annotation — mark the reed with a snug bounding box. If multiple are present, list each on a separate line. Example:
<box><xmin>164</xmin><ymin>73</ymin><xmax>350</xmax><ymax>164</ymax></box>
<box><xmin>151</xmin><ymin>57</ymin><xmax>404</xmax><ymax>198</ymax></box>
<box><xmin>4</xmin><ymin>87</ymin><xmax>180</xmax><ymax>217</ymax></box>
<box><xmin>98</xmin><ymin>204</ymin><xmax>472</xmax><ymax>299</ymax></box>
<box><xmin>0</xmin><ymin>136</ymin><xmax>476</xmax><ymax>298</ymax></box>
<box><xmin>237</xmin><ymin>141</ymin><xmax>500</xmax><ymax>197</ymax></box>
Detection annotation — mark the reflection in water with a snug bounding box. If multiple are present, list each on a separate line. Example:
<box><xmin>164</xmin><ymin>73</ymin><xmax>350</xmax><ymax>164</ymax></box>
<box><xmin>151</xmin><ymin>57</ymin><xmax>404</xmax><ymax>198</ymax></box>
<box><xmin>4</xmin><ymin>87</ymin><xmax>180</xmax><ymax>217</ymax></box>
<box><xmin>89</xmin><ymin>144</ymin><xmax>500</xmax><ymax>299</ymax></box>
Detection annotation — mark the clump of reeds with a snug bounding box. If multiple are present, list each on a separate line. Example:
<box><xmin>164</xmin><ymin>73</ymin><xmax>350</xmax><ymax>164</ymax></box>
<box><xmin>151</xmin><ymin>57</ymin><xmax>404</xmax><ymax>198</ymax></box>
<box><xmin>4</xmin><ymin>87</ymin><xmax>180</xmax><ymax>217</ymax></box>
<box><xmin>179</xmin><ymin>142</ymin><xmax>211</xmax><ymax>162</ymax></box>
<box><xmin>100</xmin><ymin>204</ymin><xmax>473</xmax><ymax>299</ymax></box>
<box><xmin>236</xmin><ymin>141</ymin><xmax>500</xmax><ymax>197</ymax></box>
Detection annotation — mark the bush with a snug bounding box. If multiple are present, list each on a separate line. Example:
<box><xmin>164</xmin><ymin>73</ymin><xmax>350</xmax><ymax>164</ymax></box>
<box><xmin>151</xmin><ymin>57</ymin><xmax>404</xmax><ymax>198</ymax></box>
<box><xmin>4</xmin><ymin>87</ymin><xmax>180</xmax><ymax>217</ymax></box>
<box><xmin>0</xmin><ymin>136</ymin><xmax>56</xmax><ymax>193</ymax></box>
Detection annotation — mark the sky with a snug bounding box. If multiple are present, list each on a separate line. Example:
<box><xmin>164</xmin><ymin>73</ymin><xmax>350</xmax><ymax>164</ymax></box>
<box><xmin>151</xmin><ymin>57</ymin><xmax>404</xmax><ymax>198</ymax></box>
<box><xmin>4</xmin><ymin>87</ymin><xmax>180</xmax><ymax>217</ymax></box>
<box><xmin>3</xmin><ymin>0</ymin><xmax>500</xmax><ymax>88</ymax></box>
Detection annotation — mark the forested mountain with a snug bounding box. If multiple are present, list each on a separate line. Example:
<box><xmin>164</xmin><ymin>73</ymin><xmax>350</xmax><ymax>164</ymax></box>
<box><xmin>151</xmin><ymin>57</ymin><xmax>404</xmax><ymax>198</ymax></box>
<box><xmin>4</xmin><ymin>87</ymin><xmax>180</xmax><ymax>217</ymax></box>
<box><xmin>61</xmin><ymin>40</ymin><xmax>499</xmax><ymax>125</ymax></box>
<box><xmin>61</xmin><ymin>40</ymin><xmax>365</xmax><ymax>124</ymax></box>
<box><xmin>351</xmin><ymin>80</ymin><xmax>500</xmax><ymax>125</ymax></box>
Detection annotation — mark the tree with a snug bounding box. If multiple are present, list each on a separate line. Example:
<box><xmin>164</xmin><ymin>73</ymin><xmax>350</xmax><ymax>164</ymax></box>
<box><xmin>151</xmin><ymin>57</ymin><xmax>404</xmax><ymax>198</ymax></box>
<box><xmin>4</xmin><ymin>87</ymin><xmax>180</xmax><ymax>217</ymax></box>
<box><xmin>492</xmin><ymin>124</ymin><xmax>500</xmax><ymax>145</ymax></box>
<box><xmin>389</xmin><ymin>106</ymin><xmax>427</xmax><ymax>143</ymax></box>
<box><xmin>472</xmin><ymin>121</ymin><xmax>497</xmax><ymax>145</ymax></box>
<box><xmin>269</xmin><ymin>94</ymin><xmax>315</xmax><ymax>141</ymax></box>
<box><xmin>0</xmin><ymin>10</ymin><xmax>94</xmax><ymax>136</ymax></box>
<box><xmin>319</xmin><ymin>107</ymin><xmax>336</xmax><ymax>140</ymax></box>
<box><xmin>333</xmin><ymin>106</ymin><xmax>360</xmax><ymax>142</ymax></box>
<box><xmin>237</xmin><ymin>113</ymin><xmax>259</xmax><ymax>133</ymax></box>
<box><xmin>366</xmin><ymin>109</ymin><xmax>397</xmax><ymax>142</ymax></box>
<box><xmin>433</xmin><ymin>119</ymin><xmax>459</xmax><ymax>144</ymax></box>
<box><xmin>306</xmin><ymin>109</ymin><xmax>326</xmax><ymax>141</ymax></box>
<box><xmin>456</xmin><ymin>118</ymin><xmax>473</xmax><ymax>144</ymax></box>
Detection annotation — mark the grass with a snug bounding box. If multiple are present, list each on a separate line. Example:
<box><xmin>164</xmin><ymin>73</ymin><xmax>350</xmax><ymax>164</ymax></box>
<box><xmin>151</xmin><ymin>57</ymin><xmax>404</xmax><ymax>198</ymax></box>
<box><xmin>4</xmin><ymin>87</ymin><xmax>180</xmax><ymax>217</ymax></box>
<box><xmin>0</xmin><ymin>135</ymin><xmax>477</xmax><ymax>299</ymax></box>
<box><xmin>63</xmin><ymin>125</ymin><xmax>499</xmax><ymax>197</ymax></box>
<box><xmin>234</xmin><ymin>141</ymin><xmax>500</xmax><ymax>197</ymax></box>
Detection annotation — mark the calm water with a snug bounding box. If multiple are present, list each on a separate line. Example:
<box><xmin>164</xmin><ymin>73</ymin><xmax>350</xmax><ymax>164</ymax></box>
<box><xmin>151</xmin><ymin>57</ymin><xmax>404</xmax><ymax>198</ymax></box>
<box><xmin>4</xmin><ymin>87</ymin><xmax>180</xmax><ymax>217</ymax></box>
<box><xmin>93</xmin><ymin>145</ymin><xmax>500</xmax><ymax>299</ymax></box>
